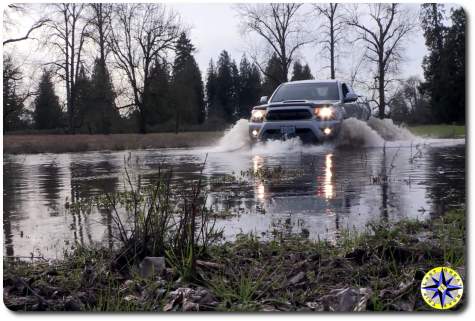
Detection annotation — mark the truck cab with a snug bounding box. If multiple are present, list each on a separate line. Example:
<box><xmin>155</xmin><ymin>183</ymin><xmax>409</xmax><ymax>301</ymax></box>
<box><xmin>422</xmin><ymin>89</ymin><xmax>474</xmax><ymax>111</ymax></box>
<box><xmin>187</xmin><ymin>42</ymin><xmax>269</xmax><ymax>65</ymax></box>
<box><xmin>249</xmin><ymin>80</ymin><xmax>370</xmax><ymax>143</ymax></box>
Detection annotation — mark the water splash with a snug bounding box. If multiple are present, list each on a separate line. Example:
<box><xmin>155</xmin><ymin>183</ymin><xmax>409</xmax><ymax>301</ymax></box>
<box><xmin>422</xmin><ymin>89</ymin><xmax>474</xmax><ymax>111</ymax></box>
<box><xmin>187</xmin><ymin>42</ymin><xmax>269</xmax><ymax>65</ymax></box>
<box><xmin>211</xmin><ymin>117</ymin><xmax>461</xmax><ymax>153</ymax></box>
<box><xmin>337</xmin><ymin>118</ymin><xmax>385</xmax><ymax>147</ymax></box>
<box><xmin>212</xmin><ymin>119</ymin><xmax>251</xmax><ymax>152</ymax></box>
<box><xmin>366</xmin><ymin>117</ymin><xmax>415</xmax><ymax>141</ymax></box>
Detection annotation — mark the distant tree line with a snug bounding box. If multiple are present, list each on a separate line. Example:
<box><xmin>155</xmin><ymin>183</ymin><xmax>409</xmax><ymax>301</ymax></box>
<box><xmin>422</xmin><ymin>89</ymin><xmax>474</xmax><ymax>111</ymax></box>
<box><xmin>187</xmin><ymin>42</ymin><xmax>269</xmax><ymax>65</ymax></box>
<box><xmin>2</xmin><ymin>3</ymin><xmax>466</xmax><ymax>134</ymax></box>
<box><xmin>391</xmin><ymin>5</ymin><xmax>465</xmax><ymax>124</ymax></box>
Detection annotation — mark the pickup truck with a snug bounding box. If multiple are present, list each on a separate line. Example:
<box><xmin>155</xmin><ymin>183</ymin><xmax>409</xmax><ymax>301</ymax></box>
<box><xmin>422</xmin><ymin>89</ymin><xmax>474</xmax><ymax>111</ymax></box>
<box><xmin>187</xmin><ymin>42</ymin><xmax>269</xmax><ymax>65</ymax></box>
<box><xmin>249</xmin><ymin>80</ymin><xmax>371</xmax><ymax>143</ymax></box>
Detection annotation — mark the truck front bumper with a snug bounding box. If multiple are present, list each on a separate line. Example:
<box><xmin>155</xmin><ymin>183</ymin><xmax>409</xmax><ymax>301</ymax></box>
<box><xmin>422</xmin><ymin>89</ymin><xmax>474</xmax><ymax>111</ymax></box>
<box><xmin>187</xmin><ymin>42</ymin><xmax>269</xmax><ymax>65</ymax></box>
<box><xmin>249</xmin><ymin>119</ymin><xmax>341</xmax><ymax>144</ymax></box>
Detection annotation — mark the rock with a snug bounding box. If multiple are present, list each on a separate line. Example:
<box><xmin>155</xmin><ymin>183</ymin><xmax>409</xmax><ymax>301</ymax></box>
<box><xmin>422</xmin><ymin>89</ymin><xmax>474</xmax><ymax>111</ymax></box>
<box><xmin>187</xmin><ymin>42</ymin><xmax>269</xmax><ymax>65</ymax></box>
<box><xmin>288</xmin><ymin>271</ymin><xmax>306</xmax><ymax>285</ymax></box>
<box><xmin>182</xmin><ymin>300</ymin><xmax>199</xmax><ymax>311</ymax></box>
<box><xmin>163</xmin><ymin>287</ymin><xmax>217</xmax><ymax>311</ymax></box>
<box><xmin>260</xmin><ymin>304</ymin><xmax>279</xmax><ymax>312</ymax></box>
<box><xmin>320</xmin><ymin>287</ymin><xmax>372</xmax><ymax>312</ymax></box>
<box><xmin>123</xmin><ymin>295</ymin><xmax>140</xmax><ymax>303</ymax></box>
<box><xmin>306</xmin><ymin>301</ymin><xmax>324</xmax><ymax>311</ymax></box>
<box><xmin>139</xmin><ymin>257</ymin><xmax>166</xmax><ymax>278</ymax></box>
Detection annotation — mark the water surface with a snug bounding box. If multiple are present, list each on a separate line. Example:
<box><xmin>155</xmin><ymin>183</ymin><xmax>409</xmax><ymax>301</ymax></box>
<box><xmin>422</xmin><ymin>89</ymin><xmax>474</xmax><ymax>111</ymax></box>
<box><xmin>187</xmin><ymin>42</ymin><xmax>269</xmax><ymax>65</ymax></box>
<box><xmin>3</xmin><ymin>136</ymin><xmax>465</xmax><ymax>259</ymax></box>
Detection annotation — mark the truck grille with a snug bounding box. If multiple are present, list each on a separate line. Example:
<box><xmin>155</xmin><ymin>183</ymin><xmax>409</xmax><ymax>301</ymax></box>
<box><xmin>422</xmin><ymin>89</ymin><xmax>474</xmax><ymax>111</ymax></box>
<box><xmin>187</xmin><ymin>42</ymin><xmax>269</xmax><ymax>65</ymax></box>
<box><xmin>265</xmin><ymin>109</ymin><xmax>313</xmax><ymax>121</ymax></box>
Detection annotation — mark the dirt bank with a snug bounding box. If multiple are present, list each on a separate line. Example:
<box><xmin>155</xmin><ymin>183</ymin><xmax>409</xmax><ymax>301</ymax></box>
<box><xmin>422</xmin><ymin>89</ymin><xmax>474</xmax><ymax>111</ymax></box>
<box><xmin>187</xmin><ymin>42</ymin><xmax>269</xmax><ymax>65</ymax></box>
<box><xmin>3</xmin><ymin>132</ymin><xmax>223</xmax><ymax>154</ymax></box>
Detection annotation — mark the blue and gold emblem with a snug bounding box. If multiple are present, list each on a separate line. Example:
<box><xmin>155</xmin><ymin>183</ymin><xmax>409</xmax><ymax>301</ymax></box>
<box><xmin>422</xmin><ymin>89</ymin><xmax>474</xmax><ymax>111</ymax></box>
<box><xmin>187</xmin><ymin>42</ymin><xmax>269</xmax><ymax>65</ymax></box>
<box><xmin>420</xmin><ymin>267</ymin><xmax>463</xmax><ymax>310</ymax></box>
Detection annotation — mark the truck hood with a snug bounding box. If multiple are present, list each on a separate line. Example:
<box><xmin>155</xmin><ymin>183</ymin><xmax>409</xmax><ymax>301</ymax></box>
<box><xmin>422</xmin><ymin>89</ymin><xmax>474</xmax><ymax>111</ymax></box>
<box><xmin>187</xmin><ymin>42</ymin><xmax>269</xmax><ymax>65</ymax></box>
<box><xmin>267</xmin><ymin>100</ymin><xmax>340</xmax><ymax>108</ymax></box>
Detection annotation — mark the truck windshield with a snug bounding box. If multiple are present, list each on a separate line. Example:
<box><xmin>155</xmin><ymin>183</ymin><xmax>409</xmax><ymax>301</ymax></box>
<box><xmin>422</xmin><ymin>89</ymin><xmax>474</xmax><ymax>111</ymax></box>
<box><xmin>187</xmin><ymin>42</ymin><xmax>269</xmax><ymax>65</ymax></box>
<box><xmin>270</xmin><ymin>83</ymin><xmax>340</xmax><ymax>102</ymax></box>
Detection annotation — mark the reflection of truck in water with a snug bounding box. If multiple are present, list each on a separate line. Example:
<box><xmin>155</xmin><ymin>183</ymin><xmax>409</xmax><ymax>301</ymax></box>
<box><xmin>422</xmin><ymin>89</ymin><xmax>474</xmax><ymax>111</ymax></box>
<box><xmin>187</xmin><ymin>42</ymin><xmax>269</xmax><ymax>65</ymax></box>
<box><xmin>249</xmin><ymin>80</ymin><xmax>371</xmax><ymax>143</ymax></box>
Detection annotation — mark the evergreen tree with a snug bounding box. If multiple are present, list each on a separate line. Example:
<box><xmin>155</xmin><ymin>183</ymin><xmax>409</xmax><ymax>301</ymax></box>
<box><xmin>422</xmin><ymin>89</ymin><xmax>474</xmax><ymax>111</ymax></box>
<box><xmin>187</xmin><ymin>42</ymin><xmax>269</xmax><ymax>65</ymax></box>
<box><xmin>147</xmin><ymin>59</ymin><xmax>172</xmax><ymax>127</ymax></box>
<box><xmin>230</xmin><ymin>59</ymin><xmax>240</xmax><ymax>121</ymax></box>
<box><xmin>33</xmin><ymin>70</ymin><xmax>63</xmax><ymax>129</ymax></box>
<box><xmin>442</xmin><ymin>8</ymin><xmax>465</xmax><ymax>123</ymax></box>
<box><xmin>170</xmin><ymin>33</ymin><xmax>205</xmax><ymax>131</ymax></box>
<box><xmin>205</xmin><ymin>59</ymin><xmax>218</xmax><ymax>120</ymax></box>
<box><xmin>88</xmin><ymin>59</ymin><xmax>119</xmax><ymax>134</ymax></box>
<box><xmin>3</xmin><ymin>56</ymin><xmax>27</xmax><ymax>132</ymax></box>
<box><xmin>74</xmin><ymin>66</ymin><xmax>93</xmax><ymax>131</ymax></box>
<box><xmin>215</xmin><ymin>50</ymin><xmax>236</xmax><ymax>123</ymax></box>
<box><xmin>237</xmin><ymin>55</ymin><xmax>262</xmax><ymax>118</ymax></box>
<box><xmin>420</xmin><ymin>4</ymin><xmax>465</xmax><ymax>123</ymax></box>
<box><xmin>291</xmin><ymin>61</ymin><xmax>314</xmax><ymax>81</ymax></box>
<box><xmin>262</xmin><ymin>53</ymin><xmax>284</xmax><ymax>96</ymax></box>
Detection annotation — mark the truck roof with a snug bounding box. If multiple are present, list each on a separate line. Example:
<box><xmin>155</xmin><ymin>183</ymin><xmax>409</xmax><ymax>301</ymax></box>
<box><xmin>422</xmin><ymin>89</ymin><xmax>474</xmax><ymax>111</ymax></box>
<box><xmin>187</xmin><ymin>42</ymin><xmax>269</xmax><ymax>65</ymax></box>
<box><xmin>282</xmin><ymin>79</ymin><xmax>340</xmax><ymax>85</ymax></box>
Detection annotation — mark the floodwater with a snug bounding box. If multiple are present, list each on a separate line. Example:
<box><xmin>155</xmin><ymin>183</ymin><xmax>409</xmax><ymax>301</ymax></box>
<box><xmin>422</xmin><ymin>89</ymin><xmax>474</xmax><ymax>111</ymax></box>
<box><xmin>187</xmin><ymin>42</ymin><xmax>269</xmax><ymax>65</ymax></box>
<box><xmin>3</xmin><ymin>118</ymin><xmax>466</xmax><ymax>259</ymax></box>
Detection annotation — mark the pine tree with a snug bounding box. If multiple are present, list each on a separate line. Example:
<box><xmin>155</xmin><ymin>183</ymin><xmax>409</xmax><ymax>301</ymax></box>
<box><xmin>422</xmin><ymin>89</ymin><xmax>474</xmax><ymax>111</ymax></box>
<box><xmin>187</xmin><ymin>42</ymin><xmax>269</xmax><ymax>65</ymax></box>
<box><xmin>262</xmin><ymin>53</ymin><xmax>284</xmax><ymax>96</ymax></box>
<box><xmin>237</xmin><ymin>55</ymin><xmax>262</xmax><ymax>118</ymax></box>
<box><xmin>420</xmin><ymin>4</ymin><xmax>447</xmax><ymax>122</ymax></box>
<box><xmin>215</xmin><ymin>50</ymin><xmax>235</xmax><ymax>123</ymax></box>
<box><xmin>420</xmin><ymin>4</ymin><xmax>465</xmax><ymax>123</ymax></box>
<box><xmin>3</xmin><ymin>56</ymin><xmax>27</xmax><ymax>132</ymax></box>
<box><xmin>170</xmin><ymin>33</ymin><xmax>205</xmax><ymax>131</ymax></box>
<box><xmin>74</xmin><ymin>66</ymin><xmax>93</xmax><ymax>132</ymax></box>
<box><xmin>88</xmin><ymin>59</ymin><xmax>119</xmax><ymax>134</ymax></box>
<box><xmin>230</xmin><ymin>59</ymin><xmax>240</xmax><ymax>121</ymax></box>
<box><xmin>205</xmin><ymin>59</ymin><xmax>219</xmax><ymax>120</ymax></box>
<box><xmin>441</xmin><ymin>8</ymin><xmax>465</xmax><ymax>123</ymax></box>
<box><xmin>291</xmin><ymin>61</ymin><xmax>314</xmax><ymax>81</ymax></box>
<box><xmin>147</xmin><ymin>59</ymin><xmax>172</xmax><ymax>127</ymax></box>
<box><xmin>33</xmin><ymin>70</ymin><xmax>63</xmax><ymax>130</ymax></box>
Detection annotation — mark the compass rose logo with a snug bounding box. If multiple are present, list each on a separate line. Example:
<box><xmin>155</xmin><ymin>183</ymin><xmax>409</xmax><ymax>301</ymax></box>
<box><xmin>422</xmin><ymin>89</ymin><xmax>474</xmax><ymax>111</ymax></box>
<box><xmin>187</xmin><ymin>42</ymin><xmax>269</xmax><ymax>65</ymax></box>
<box><xmin>421</xmin><ymin>267</ymin><xmax>463</xmax><ymax>310</ymax></box>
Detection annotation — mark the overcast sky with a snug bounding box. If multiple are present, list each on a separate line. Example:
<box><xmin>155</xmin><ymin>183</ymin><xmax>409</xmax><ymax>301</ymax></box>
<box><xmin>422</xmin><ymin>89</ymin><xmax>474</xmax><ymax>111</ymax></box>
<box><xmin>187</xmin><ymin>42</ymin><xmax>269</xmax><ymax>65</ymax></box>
<box><xmin>3</xmin><ymin>2</ymin><xmax>460</xmax><ymax>101</ymax></box>
<box><xmin>169</xmin><ymin>3</ymin><xmax>428</xmax><ymax>80</ymax></box>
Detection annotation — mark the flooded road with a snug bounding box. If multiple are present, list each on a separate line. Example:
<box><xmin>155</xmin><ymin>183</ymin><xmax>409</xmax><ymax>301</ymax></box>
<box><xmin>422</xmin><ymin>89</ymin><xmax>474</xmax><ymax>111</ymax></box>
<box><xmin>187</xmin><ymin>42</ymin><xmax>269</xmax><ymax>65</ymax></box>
<box><xmin>3</xmin><ymin>120</ymin><xmax>466</xmax><ymax>259</ymax></box>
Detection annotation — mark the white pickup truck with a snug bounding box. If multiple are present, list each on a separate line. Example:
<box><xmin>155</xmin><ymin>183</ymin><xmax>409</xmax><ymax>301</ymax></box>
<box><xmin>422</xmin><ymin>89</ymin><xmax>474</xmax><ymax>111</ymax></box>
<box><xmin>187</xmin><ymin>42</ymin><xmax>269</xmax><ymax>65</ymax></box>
<box><xmin>249</xmin><ymin>80</ymin><xmax>371</xmax><ymax>143</ymax></box>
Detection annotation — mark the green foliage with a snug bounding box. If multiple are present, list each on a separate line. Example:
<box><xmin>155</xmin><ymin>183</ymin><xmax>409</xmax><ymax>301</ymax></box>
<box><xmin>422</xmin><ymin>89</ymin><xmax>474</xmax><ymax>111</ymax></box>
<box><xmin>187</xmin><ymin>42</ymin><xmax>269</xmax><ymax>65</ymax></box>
<box><xmin>237</xmin><ymin>55</ymin><xmax>262</xmax><ymax>118</ymax></box>
<box><xmin>408</xmin><ymin>124</ymin><xmax>465</xmax><ymax>138</ymax></box>
<box><xmin>291</xmin><ymin>60</ymin><xmax>314</xmax><ymax>81</ymax></box>
<box><xmin>146</xmin><ymin>59</ymin><xmax>173</xmax><ymax>127</ymax></box>
<box><xmin>170</xmin><ymin>33</ymin><xmax>205</xmax><ymax>131</ymax></box>
<box><xmin>211</xmin><ymin>50</ymin><xmax>239</xmax><ymax>123</ymax></box>
<box><xmin>262</xmin><ymin>53</ymin><xmax>284</xmax><ymax>96</ymax></box>
<box><xmin>3</xmin><ymin>55</ymin><xmax>30</xmax><ymax>132</ymax></box>
<box><xmin>33</xmin><ymin>70</ymin><xmax>63</xmax><ymax>130</ymax></box>
<box><xmin>86</xmin><ymin>59</ymin><xmax>120</xmax><ymax>134</ymax></box>
<box><xmin>420</xmin><ymin>5</ymin><xmax>465</xmax><ymax>124</ymax></box>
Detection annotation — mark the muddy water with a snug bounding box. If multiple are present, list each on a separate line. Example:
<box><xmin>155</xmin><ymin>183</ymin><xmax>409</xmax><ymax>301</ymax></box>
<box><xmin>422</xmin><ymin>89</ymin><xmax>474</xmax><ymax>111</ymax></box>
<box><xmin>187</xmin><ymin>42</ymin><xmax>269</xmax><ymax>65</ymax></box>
<box><xmin>3</xmin><ymin>119</ymin><xmax>466</xmax><ymax>258</ymax></box>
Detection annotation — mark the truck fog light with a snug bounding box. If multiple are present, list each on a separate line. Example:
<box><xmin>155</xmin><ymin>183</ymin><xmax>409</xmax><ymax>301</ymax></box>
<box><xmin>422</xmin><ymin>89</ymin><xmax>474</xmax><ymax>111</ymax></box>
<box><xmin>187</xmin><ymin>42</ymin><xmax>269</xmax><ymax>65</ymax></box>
<box><xmin>323</xmin><ymin>128</ymin><xmax>332</xmax><ymax>135</ymax></box>
<box><xmin>252</xmin><ymin>129</ymin><xmax>259</xmax><ymax>137</ymax></box>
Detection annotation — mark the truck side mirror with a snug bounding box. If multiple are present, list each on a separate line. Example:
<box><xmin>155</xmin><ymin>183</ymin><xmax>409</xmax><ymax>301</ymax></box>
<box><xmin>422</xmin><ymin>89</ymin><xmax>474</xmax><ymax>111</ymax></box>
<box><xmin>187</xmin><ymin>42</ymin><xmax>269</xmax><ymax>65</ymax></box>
<box><xmin>343</xmin><ymin>93</ymin><xmax>358</xmax><ymax>103</ymax></box>
<box><xmin>259</xmin><ymin>96</ymin><xmax>268</xmax><ymax>104</ymax></box>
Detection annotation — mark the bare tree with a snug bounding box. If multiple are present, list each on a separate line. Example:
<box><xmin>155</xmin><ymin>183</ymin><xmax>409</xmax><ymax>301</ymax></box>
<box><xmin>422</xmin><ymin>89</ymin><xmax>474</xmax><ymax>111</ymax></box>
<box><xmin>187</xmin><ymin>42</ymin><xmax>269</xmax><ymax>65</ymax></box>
<box><xmin>89</xmin><ymin>3</ymin><xmax>112</xmax><ymax>66</ymax></box>
<box><xmin>3</xmin><ymin>4</ymin><xmax>49</xmax><ymax>46</ymax></box>
<box><xmin>109</xmin><ymin>3</ymin><xmax>181</xmax><ymax>133</ymax></box>
<box><xmin>236</xmin><ymin>3</ymin><xmax>311</xmax><ymax>83</ymax></box>
<box><xmin>48</xmin><ymin>3</ymin><xmax>90</xmax><ymax>133</ymax></box>
<box><xmin>313</xmin><ymin>3</ymin><xmax>346</xmax><ymax>79</ymax></box>
<box><xmin>347</xmin><ymin>4</ymin><xmax>416</xmax><ymax>118</ymax></box>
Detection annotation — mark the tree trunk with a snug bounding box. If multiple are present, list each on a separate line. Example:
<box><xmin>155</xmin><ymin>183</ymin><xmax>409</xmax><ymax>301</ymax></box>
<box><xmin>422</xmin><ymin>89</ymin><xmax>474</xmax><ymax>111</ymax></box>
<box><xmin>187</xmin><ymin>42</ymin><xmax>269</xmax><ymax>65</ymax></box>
<box><xmin>330</xmin><ymin>24</ymin><xmax>335</xmax><ymax>79</ymax></box>
<box><xmin>378</xmin><ymin>63</ymin><xmax>385</xmax><ymax>119</ymax></box>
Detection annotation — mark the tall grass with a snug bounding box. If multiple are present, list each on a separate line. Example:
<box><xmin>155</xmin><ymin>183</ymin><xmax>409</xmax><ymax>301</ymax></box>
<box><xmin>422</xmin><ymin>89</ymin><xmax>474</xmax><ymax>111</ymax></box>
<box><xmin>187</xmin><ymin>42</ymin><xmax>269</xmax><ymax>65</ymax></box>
<box><xmin>92</xmin><ymin>158</ymin><xmax>222</xmax><ymax>280</ymax></box>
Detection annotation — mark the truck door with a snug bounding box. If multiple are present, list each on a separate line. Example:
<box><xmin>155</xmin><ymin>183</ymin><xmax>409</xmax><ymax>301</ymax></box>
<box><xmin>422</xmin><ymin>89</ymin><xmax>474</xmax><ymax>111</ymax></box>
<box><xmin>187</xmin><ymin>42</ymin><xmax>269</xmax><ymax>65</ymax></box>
<box><xmin>342</xmin><ymin>83</ymin><xmax>358</xmax><ymax>118</ymax></box>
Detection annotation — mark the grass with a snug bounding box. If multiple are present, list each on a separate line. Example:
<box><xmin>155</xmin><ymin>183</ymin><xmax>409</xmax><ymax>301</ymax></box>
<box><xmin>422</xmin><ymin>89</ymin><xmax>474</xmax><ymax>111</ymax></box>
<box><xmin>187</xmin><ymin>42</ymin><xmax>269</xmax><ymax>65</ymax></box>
<box><xmin>3</xmin><ymin>131</ymin><xmax>222</xmax><ymax>154</ymax></box>
<box><xmin>3</xmin><ymin>209</ymin><xmax>465</xmax><ymax>312</ymax></box>
<box><xmin>408</xmin><ymin>124</ymin><xmax>465</xmax><ymax>138</ymax></box>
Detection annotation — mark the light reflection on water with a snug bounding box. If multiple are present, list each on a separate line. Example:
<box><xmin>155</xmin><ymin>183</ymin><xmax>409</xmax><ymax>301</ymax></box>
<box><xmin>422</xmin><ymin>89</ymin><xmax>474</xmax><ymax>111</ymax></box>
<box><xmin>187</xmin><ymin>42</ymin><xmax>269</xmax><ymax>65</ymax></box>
<box><xmin>3</xmin><ymin>140</ymin><xmax>465</xmax><ymax>258</ymax></box>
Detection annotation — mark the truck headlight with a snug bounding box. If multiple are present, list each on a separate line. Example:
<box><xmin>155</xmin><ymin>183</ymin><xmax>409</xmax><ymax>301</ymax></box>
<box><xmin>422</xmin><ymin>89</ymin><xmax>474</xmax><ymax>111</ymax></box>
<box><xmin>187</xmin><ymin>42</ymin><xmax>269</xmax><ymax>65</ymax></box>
<box><xmin>314</xmin><ymin>107</ymin><xmax>334</xmax><ymax>120</ymax></box>
<box><xmin>251</xmin><ymin>109</ymin><xmax>266</xmax><ymax>122</ymax></box>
